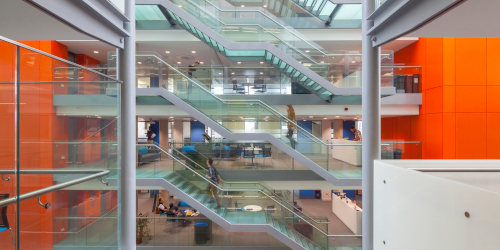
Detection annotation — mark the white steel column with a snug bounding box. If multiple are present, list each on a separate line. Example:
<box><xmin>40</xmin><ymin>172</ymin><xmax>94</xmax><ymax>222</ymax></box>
<box><xmin>362</xmin><ymin>0</ymin><xmax>380</xmax><ymax>249</ymax></box>
<box><xmin>118</xmin><ymin>0</ymin><xmax>136</xmax><ymax>249</ymax></box>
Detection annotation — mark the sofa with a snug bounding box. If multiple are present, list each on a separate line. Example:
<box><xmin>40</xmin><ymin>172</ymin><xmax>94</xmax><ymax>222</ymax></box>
<box><xmin>137</xmin><ymin>147</ymin><xmax>161</xmax><ymax>165</ymax></box>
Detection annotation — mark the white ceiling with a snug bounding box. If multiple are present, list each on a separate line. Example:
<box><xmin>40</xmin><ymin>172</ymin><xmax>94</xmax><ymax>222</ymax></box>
<box><xmin>406</xmin><ymin>0</ymin><xmax>500</xmax><ymax>37</ymax></box>
<box><xmin>0</xmin><ymin>0</ymin><xmax>93</xmax><ymax>41</ymax></box>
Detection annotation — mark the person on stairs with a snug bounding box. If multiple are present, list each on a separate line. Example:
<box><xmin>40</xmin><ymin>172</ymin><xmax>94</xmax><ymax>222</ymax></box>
<box><xmin>286</xmin><ymin>104</ymin><xmax>297</xmax><ymax>149</ymax></box>
<box><xmin>205</xmin><ymin>158</ymin><xmax>224</xmax><ymax>210</ymax></box>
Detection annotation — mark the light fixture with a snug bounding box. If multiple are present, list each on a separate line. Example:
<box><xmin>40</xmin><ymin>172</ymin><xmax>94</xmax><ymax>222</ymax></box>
<box><xmin>260</xmin><ymin>72</ymin><xmax>263</xmax><ymax>74</ymax></box>
<box><xmin>320</xmin><ymin>61</ymin><xmax>324</xmax><ymax>63</ymax></box>
<box><xmin>169</xmin><ymin>116</ymin><xmax>173</xmax><ymax>118</ymax></box>
<box><xmin>166</xmin><ymin>51</ymin><xmax>170</xmax><ymax>53</ymax></box>
<box><xmin>231</xmin><ymin>72</ymin><xmax>235</xmax><ymax>75</ymax></box>
<box><xmin>191</xmin><ymin>51</ymin><xmax>196</xmax><ymax>53</ymax></box>
<box><xmin>194</xmin><ymin>120</ymin><xmax>197</xmax><ymax>122</ymax></box>
<box><xmin>200</xmin><ymin>62</ymin><xmax>204</xmax><ymax>64</ymax></box>
<box><xmin>303</xmin><ymin>119</ymin><xmax>306</xmax><ymax>121</ymax></box>
<box><xmin>177</xmin><ymin>62</ymin><xmax>181</xmax><ymax>64</ymax></box>
<box><xmin>323</xmin><ymin>118</ymin><xmax>327</xmax><ymax>120</ymax></box>
<box><xmin>352</xmin><ymin>61</ymin><xmax>356</xmax><ymax>63</ymax></box>
<box><xmin>97</xmin><ymin>116</ymin><xmax>102</xmax><ymax>118</ymax></box>
<box><xmin>219</xmin><ymin>73</ymin><xmax>222</xmax><ymax>75</ymax></box>
<box><xmin>354</xmin><ymin>118</ymin><xmax>358</xmax><ymax>119</ymax></box>
<box><xmin>138</xmin><ymin>62</ymin><xmax>142</xmax><ymax>64</ymax></box>
<box><xmin>237</xmin><ymin>62</ymin><xmax>241</xmax><ymax>64</ymax></box>
<box><xmin>331</xmin><ymin>57</ymin><xmax>335</xmax><ymax>59</ymax></box>
<box><xmin>264</xmin><ymin>5</ymin><xmax>267</xmax><ymax>7</ymax></box>
<box><xmin>260</xmin><ymin>61</ymin><xmax>264</xmax><ymax>64</ymax></box>
<box><xmin>305</xmin><ymin>50</ymin><xmax>310</xmax><ymax>53</ymax></box>
<box><xmin>241</xmin><ymin>5</ymin><xmax>244</xmax><ymax>7</ymax></box>
<box><xmin>178</xmin><ymin>5</ymin><xmax>182</xmax><ymax>7</ymax></box>
<box><xmin>94</xmin><ymin>51</ymin><xmax>99</xmax><ymax>54</ymax></box>
<box><xmin>336</xmin><ymin>116</ymin><xmax>339</xmax><ymax>118</ymax></box>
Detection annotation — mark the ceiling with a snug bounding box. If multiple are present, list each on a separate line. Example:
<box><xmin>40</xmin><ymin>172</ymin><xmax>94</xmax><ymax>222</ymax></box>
<box><xmin>0</xmin><ymin>0</ymin><xmax>93</xmax><ymax>41</ymax></box>
<box><xmin>406</xmin><ymin>0</ymin><xmax>500</xmax><ymax>37</ymax></box>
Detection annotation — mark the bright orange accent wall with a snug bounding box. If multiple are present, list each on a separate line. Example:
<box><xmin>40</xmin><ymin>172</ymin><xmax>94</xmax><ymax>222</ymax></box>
<box><xmin>383</xmin><ymin>37</ymin><xmax>500</xmax><ymax>159</ymax></box>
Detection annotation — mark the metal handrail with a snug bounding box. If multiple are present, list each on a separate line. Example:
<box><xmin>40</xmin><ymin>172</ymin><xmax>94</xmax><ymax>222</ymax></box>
<box><xmin>163</xmin><ymin>143</ymin><xmax>328</xmax><ymax>224</ymax></box>
<box><xmin>0</xmin><ymin>170</ymin><xmax>110</xmax><ymax>208</ymax></box>
<box><xmin>410</xmin><ymin>168</ymin><xmax>500</xmax><ymax>172</ymax></box>
<box><xmin>178</xmin><ymin>0</ymin><xmax>320</xmax><ymax>64</ymax></box>
<box><xmin>0</xmin><ymin>35</ymin><xmax>120</xmax><ymax>82</ymax></box>
<box><xmin>146</xmin><ymin>144</ymin><xmax>331</xmax><ymax>235</ymax></box>
<box><xmin>196</xmin><ymin>0</ymin><xmax>327</xmax><ymax>57</ymax></box>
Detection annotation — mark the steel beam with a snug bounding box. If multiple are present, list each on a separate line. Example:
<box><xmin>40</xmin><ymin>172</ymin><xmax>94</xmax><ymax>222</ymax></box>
<box><xmin>118</xmin><ymin>0</ymin><xmax>136</xmax><ymax>249</ymax></box>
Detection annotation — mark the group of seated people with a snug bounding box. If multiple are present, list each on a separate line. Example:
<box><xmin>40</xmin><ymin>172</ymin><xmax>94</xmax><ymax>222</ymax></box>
<box><xmin>158</xmin><ymin>198</ymin><xmax>200</xmax><ymax>217</ymax></box>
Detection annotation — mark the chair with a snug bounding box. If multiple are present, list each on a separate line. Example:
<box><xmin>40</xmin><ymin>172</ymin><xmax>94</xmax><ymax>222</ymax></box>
<box><xmin>221</xmin><ymin>145</ymin><xmax>231</xmax><ymax>159</ymax></box>
<box><xmin>0</xmin><ymin>194</ymin><xmax>15</xmax><ymax>248</ymax></box>
<box><xmin>243</xmin><ymin>149</ymin><xmax>255</xmax><ymax>166</ymax></box>
<box><xmin>255</xmin><ymin>83</ymin><xmax>267</xmax><ymax>93</ymax></box>
<box><xmin>256</xmin><ymin>147</ymin><xmax>272</xmax><ymax>166</ymax></box>
<box><xmin>232</xmin><ymin>80</ymin><xmax>245</xmax><ymax>94</ymax></box>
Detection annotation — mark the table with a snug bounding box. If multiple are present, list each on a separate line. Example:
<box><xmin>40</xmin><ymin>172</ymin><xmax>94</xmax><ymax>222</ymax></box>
<box><xmin>243</xmin><ymin>147</ymin><xmax>262</xmax><ymax>166</ymax></box>
<box><xmin>243</xmin><ymin>205</ymin><xmax>262</xmax><ymax>212</ymax></box>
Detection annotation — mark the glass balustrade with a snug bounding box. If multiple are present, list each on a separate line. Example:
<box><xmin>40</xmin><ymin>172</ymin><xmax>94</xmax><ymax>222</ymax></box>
<box><xmin>0</xmin><ymin>37</ymin><xmax>120</xmax><ymax>250</ymax></box>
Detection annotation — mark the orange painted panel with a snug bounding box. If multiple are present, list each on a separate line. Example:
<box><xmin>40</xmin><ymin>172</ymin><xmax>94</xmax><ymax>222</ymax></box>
<box><xmin>381</xmin><ymin>118</ymin><xmax>395</xmax><ymax>140</ymax></box>
<box><xmin>420</xmin><ymin>89</ymin><xmax>426</xmax><ymax>115</ymax></box>
<box><xmin>456</xmin><ymin>113</ymin><xmax>487</xmax><ymax>159</ymax></box>
<box><xmin>443</xmin><ymin>38</ymin><xmax>456</xmax><ymax>86</ymax></box>
<box><xmin>487</xmin><ymin>113</ymin><xmax>500</xmax><ymax>159</ymax></box>
<box><xmin>424</xmin><ymin>113</ymin><xmax>443</xmax><ymax>159</ymax></box>
<box><xmin>410</xmin><ymin>115</ymin><xmax>425</xmax><ymax>142</ymax></box>
<box><xmin>394</xmin><ymin>43</ymin><xmax>412</xmax><ymax>65</ymax></box>
<box><xmin>442</xmin><ymin>113</ymin><xmax>456</xmax><ymax>159</ymax></box>
<box><xmin>487</xmin><ymin>38</ymin><xmax>500</xmax><ymax>85</ymax></box>
<box><xmin>443</xmin><ymin>86</ymin><xmax>456</xmax><ymax>113</ymax></box>
<box><xmin>487</xmin><ymin>86</ymin><xmax>500</xmax><ymax>112</ymax></box>
<box><xmin>425</xmin><ymin>87</ymin><xmax>443</xmax><ymax>114</ymax></box>
<box><xmin>456</xmin><ymin>86</ymin><xmax>487</xmax><ymax>113</ymax></box>
<box><xmin>424</xmin><ymin>38</ymin><xmax>443</xmax><ymax>90</ymax></box>
<box><xmin>395</xmin><ymin>116</ymin><xmax>412</xmax><ymax>141</ymax></box>
<box><xmin>456</xmin><ymin>38</ymin><xmax>487</xmax><ymax>86</ymax></box>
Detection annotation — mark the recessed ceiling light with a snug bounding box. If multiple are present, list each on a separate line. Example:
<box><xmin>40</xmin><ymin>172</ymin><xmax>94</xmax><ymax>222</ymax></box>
<box><xmin>354</xmin><ymin>118</ymin><xmax>358</xmax><ymax>119</ymax></box>
<box><xmin>192</xmin><ymin>51</ymin><xmax>196</xmax><ymax>53</ymax></box>
<box><xmin>194</xmin><ymin>120</ymin><xmax>197</xmax><ymax>122</ymax></box>
<box><xmin>260</xmin><ymin>72</ymin><xmax>263</xmax><ymax>74</ymax></box>
<box><xmin>138</xmin><ymin>62</ymin><xmax>142</xmax><ymax>64</ymax></box>
<box><xmin>260</xmin><ymin>62</ymin><xmax>264</xmax><ymax>64</ymax></box>
<box><xmin>336</xmin><ymin>116</ymin><xmax>339</xmax><ymax>118</ymax></box>
<box><xmin>323</xmin><ymin>118</ymin><xmax>327</xmax><ymax>119</ymax></box>
<box><xmin>331</xmin><ymin>57</ymin><xmax>335</xmax><ymax>59</ymax></box>
<box><xmin>320</xmin><ymin>61</ymin><xmax>324</xmax><ymax>63</ymax></box>
<box><xmin>237</xmin><ymin>62</ymin><xmax>241</xmax><ymax>64</ymax></box>
<box><xmin>305</xmin><ymin>50</ymin><xmax>310</xmax><ymax>53</ymax></box>
<box><xmin>241</xmin><ymin>5</ymin><xmax>244</xmax><ymax>7</ymax></box>
<box><xmin>178</xmin><ymin>5</ymin><xmax>182</xmax><ymax>7</ymax></box>
<box><xmin>264</xmin><ymin>5</ymin><xmax>267</xmax><ymax>7</ymax></box>
<box><xmin>200</xmin><ymin>62</ymin><xmax>204</xmax><ymax>64</ymax></box>
<box><xmin>177</xmin><ymin>62</ymin><xmax>181</xmax><ymax>64</ymax></box>
<box><xmin>303</xmin><ymin>119</ymin><xmax>306</xmax><ymax>121</ymax></box>
<box><xmin>169</xmin><ymin>116</ymin><xmax>173</xmax><ymax>118</ymax></box>
<box><xmin>219</xmin><ymin>73</ymin><xmax>222</xmax><ymax>75</ymax></box>
<box><xmin>352</xmin><ymin>61</ymin><xmax>356</xmax><ymax>63</ymax></box>
<box><xmin>166</xmin><ymin>51</ymin><xmax>170</xmax><ymax>53</ymax></box>
<box><xmin>94</xmin><ymin>51</ymin><xmax>99</xmax><ymax>54</ymax></box>
<box><xmin>231</xmin><ymin>72</ymin><xmax>235</xmax><ymax>75</ymax></box>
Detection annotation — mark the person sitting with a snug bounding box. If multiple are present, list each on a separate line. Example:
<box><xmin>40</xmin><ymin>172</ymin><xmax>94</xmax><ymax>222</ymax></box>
<box><xmin>173</xmin><ymin>205</ymin><xmax>186</xmax><ymax>217</ymax></box>
<box><xmin>158</xmin><ymin>198</ymin><xmax>168</xmax><ymax>214</ymax></box>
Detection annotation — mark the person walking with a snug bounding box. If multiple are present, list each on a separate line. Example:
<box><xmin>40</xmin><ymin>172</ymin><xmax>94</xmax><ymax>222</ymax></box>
<box><xmin>146</xmin><ymin>125</ymin><xmax>155</xmax><ymax>148</ymax></box>
<box><xmin>205</xmin><ymin>158</ymin><xmax>224</xmax><ymax>209</ymax></box>
<box><xmin>286</xmin><ymin>104</ymin><xmax>297</xmax><ymax>149</ymax></box>
<box><xmin>186</xmin><ymin>60</ymin><xmax>200</xmax><ymax>95</ymax></box>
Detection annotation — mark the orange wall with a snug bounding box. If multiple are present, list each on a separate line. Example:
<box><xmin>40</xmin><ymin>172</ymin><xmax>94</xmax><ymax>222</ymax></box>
<box><xmin>383</xmin><ymin>37</ymin><xmax>500</xmax><ymax>159</ymax></box>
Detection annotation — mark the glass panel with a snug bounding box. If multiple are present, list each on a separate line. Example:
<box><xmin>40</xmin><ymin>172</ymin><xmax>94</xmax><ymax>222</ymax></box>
<box><xmin>0</xmin><ymin>38</ymin><xmax>120</xmax><ymax>250</ymax></box>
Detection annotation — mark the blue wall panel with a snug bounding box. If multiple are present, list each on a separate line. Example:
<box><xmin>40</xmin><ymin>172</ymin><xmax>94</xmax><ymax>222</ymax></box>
<box><xmin>297</xmin><ymin>121</ymin><xmax>312</xmax><ymax>153</ymax></box>
<box><xmin>343</xmin><ymin>121</ymin><xmax>355</xmax><ymax>140</ymax></box>
<box><xmin>190</xmin><ymin>121</ymin><xmax>205</xmax><ymax>142</ymax></box>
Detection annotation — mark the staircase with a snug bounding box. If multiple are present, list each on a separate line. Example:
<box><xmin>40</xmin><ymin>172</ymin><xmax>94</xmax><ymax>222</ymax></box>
<box><xmin>142</xmin><ymin>144</ymin><xmax>333</xmax><ymax>250</ymax></box>
<box><xmin>135</xmin><ymin>52</ymin><xmax>361</xmax><ymax>186</ymax></box>
<box><xmin>137</xmin><ymin>0</ymin><xmax>396</xmax><ymax>100</ymax></box>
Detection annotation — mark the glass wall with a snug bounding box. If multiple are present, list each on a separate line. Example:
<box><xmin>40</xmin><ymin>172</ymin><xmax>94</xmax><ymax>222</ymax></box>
<box><xmin>0</xmin><ymin>38</ymin><xmax>120</xmax><ymax>250</ymax></box>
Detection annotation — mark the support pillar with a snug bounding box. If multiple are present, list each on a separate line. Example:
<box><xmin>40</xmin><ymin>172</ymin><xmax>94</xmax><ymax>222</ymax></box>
<box><xmin>118</xmin><ymin>0</ymin><xmax>136</xmax><ymax>249</ymax></box>
<box><xmin>362</xmin><ymin>0</ymin><xmax>380</xmax><ymax>249</ymax></box>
